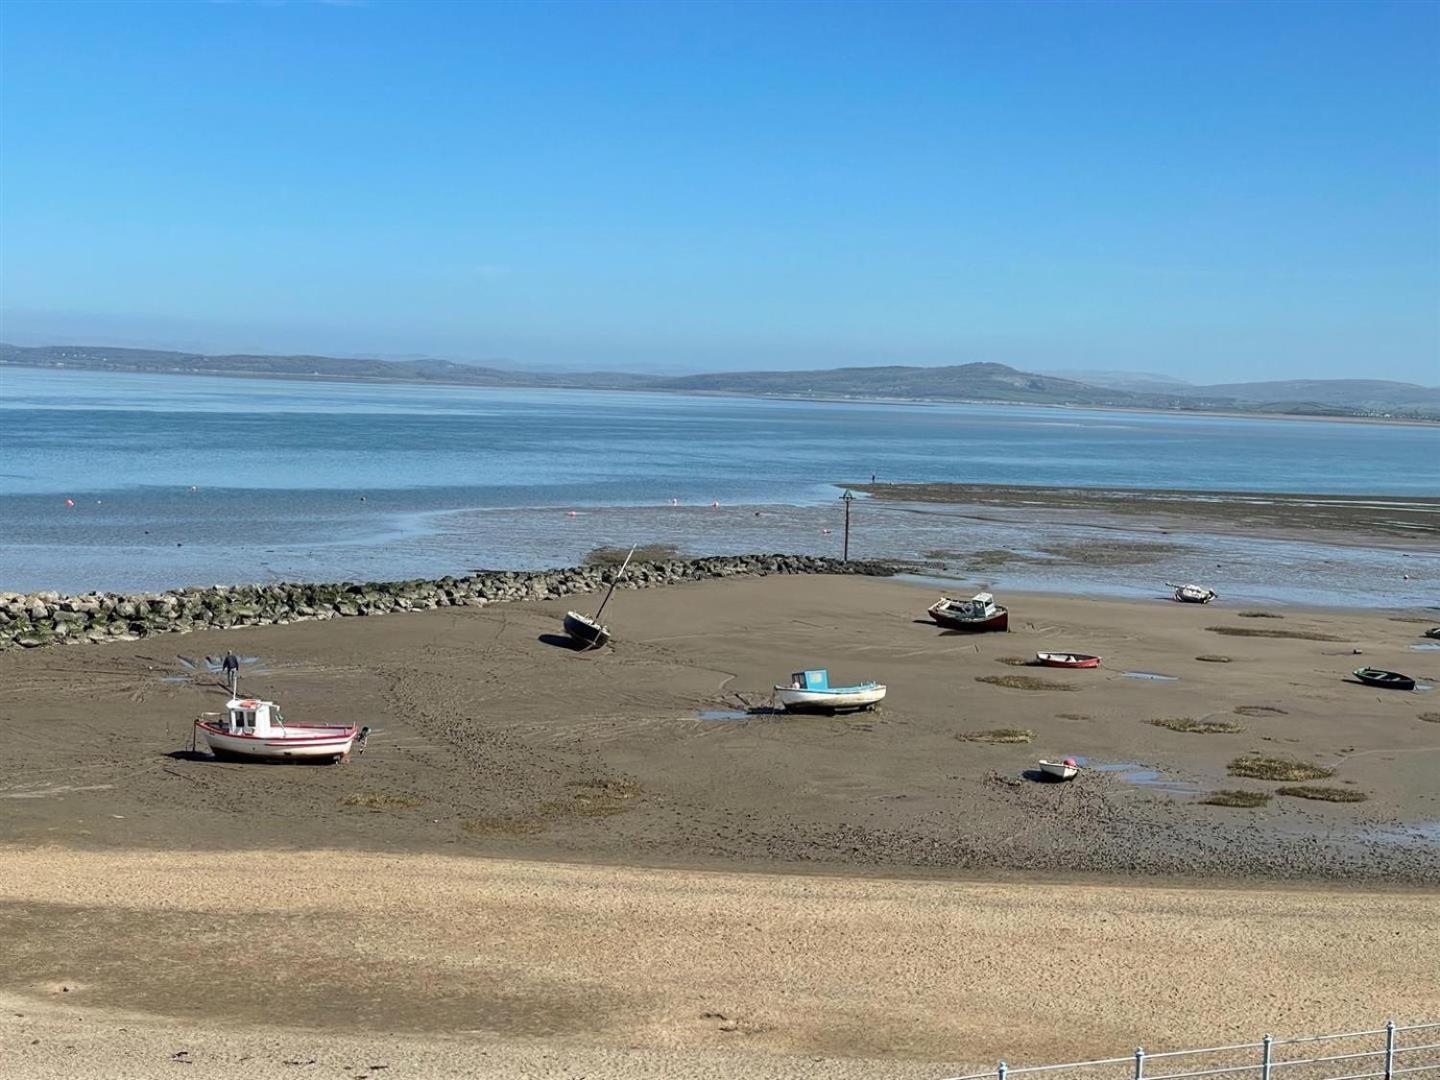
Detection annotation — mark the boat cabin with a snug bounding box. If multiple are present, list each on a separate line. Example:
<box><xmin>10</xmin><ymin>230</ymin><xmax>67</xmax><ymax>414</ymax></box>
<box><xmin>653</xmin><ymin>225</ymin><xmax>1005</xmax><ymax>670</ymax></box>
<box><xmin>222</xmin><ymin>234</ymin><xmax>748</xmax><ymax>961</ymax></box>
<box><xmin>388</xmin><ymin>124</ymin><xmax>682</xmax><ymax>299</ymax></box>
<box><xmin>944</xmin><ymin>592</ymin><xmax>997</xmax><ymax>617</ymax></box>
<box><xmin>222</xmin><ymin>698</ymin><xmax>284</xmax><ymax>736</ymax></box>
<box><xmin>789</xmin><ymin>669</ymin><xmax>830</xmax><ymax>691</ymax></box>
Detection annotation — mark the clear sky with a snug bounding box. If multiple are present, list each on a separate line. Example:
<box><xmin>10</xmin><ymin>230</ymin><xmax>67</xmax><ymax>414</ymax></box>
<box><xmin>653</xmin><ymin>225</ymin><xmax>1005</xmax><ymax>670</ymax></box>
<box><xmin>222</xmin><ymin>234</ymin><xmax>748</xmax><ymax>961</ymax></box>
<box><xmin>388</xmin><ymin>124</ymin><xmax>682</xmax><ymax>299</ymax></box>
<box><xmin>1</xmin><ymin>0</ymin><xmax>1437</xmax><ymax>383</ymax></box>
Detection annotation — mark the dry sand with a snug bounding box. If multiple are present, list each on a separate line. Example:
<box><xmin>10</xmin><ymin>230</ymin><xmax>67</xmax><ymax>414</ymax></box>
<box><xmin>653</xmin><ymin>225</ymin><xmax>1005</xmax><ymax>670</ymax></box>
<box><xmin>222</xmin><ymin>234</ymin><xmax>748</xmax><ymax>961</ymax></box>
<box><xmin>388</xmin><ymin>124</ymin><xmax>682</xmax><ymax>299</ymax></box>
<box><xmin>2</xmin><ymin>848</ymin><xmax>1438</xmax><ymax>1078</ymax></box>
<box><xmin>2</xmin><ymin>575</ymin><xmax>1438</xmax><ymax>1076</ymax></box>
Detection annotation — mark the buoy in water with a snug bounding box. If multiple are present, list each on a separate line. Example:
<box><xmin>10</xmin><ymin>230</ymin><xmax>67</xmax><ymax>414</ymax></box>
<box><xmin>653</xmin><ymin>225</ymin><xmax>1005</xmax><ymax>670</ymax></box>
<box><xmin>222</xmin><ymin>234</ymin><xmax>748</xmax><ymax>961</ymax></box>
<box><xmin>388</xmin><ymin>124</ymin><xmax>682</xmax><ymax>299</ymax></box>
<box><xmin>711</xmin><ymin>500</ymin><xmax>719</xmax><ymax>509</ymax></box>
<box><xmin>64</xmin><ymin>498</ymin><xmax>75</xmax><ymax>507</ymax></box>
<box><xmin>567</xmin><ymin>510</ymin><xmax>577</xmax><ymax>517</ymax></box>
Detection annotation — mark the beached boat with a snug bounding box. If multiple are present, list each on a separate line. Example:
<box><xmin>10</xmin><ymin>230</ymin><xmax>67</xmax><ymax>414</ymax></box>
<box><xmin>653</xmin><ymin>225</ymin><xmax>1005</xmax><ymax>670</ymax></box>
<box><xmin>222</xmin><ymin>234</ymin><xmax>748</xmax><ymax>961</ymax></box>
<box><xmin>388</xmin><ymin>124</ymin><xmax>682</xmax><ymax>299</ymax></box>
<box><xmin>927</xmin><ymin>592</ymin><xmax>1009</xmax><ymax>632</ymax></box>
<box><xmin>1352</xmin><ymin>668</ymin><xmax>1417</xmax><ymax>691</ymax></box>
<box><xmin>1037</xmin><ymin>758</ymin><xmax>1080</xmax><ymax>781</ymax></box>
<box><xmin>1168</xmin><ymin>582</ymin><xmax>1217</xmax><ymax>604</ymax></box>
<box><xmin>1035</xmin><ymin>651</ymin><xmax>1101</xmax><ymax>669</ymax></box>
<box><xmin>195</xmin><ymin>697</ymin><xmax>368</xmax><ymax>763</ymax></box>
<box><xmin>563</xmin><ymin>610</ymin><xmax>610</xmax><ymax>650</ymax></box>
<box><xmin>562</xmin><ymin>545</ymin><xmax>637</xmax><ymax>651</ymax></box>
<box><xmin>774</xmin><ymin>669</ymin><xmax>887</xmax><ymax>713</ymax></box>
<box><xmin>1425</xmin><ymin>627</ymin><xmax>1440</xmax><ymax>640</ymax></box>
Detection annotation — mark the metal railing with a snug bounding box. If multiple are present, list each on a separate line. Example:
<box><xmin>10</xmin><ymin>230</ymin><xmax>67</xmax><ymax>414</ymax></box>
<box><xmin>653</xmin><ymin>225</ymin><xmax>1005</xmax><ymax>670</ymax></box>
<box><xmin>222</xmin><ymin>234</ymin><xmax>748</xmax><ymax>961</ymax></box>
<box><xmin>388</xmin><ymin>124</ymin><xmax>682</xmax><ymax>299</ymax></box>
<box><xmin>943</xmin><ymin>1021</ymin><xmax>1440</xmax><ymax>1080</ymax></box>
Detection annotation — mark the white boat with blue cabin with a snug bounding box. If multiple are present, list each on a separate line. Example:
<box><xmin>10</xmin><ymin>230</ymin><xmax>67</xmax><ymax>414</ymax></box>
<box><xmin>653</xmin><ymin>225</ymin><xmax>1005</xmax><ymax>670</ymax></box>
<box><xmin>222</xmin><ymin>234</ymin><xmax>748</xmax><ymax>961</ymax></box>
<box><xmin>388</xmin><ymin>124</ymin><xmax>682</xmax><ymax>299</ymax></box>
<box><xmin>773</xmin><ymin>669</ymin><xmax>886</xmax><ymax>714</ymax></box>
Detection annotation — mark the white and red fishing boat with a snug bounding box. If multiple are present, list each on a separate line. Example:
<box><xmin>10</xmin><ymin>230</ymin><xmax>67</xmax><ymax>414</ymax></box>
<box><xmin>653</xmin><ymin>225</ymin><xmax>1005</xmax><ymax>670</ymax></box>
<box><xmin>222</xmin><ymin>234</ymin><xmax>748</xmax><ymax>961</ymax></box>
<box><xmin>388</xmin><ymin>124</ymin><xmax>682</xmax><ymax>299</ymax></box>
<box><xmin>1035</xmin><ymin>651</ymin><xmax>1101</xmax><ymax>669</ymax></box>
<box><xmin>195</xmin><ymin>697</ymin><xmax>368</xmax><ymax>763</ymax></box>
<box><xmin>927</xmin><ymin>592</ymin><xmax>1009</xmax><ymax>632</ymax></box>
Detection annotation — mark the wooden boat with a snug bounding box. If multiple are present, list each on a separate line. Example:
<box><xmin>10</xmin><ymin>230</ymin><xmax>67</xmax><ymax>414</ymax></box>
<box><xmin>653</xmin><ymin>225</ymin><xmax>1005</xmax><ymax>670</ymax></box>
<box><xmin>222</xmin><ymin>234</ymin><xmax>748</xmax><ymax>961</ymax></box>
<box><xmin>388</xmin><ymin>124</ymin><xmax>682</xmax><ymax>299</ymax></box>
<box><xmin>1037</xmin><ymin>758</ymin><xmax>1080</xmax><ymax>781</ymax></box>
<box><xmin>1036</xmin><ymin>651</ymin><xmax>1101</xmax><ymax>669</ymax></box>
<box><xmin>195</xmin><ymin>697</ymin><xmax>368</xmax><ymax>763</ymax></box>
<box><xmin>774</xmin><ymin>669</ymin><xmax>887</xmax><ymax>713</ymax></box>
<box><xmin>1168</xmin><ymin>582</ymin><xmax>1217</xmax><ymax>604</ymax></box>
<box><xmin>928</xmin><ymin>592</ymin><xmax>1009</xmax><ymax>632</ymax></box>
<box><xmin>562</xmin><ymin>545</ymin><xmax>637</xmax><ymax>651</ymax></box>
<box><xmin>1352</xmin><ymin>668</ymin><xmax>1417</xmax><ymax>691</ymax></box>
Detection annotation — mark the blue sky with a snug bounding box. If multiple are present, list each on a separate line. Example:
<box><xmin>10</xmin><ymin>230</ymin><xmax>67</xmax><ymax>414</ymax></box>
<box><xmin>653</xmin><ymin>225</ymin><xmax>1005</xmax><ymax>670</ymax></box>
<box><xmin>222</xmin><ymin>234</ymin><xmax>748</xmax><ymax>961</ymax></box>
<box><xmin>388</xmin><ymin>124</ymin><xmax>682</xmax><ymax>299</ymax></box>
<box><xmin>1</xmin><ymin>0</ymin><xmax>1436</xmax><ymax>382</ymax></box>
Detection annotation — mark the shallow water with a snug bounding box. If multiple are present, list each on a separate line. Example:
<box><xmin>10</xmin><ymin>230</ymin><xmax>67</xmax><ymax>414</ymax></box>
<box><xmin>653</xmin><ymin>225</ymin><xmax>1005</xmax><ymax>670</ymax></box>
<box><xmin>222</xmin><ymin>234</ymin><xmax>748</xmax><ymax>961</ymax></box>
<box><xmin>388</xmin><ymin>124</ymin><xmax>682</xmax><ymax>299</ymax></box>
<box><xmin>3</xmin><ymin>367</ymin><xmax>1438</xmax><ymax>597</ymax></box>
<box><xmin>1072</xmin><ymin>758</ymin><xmax>1203</xmax><ymax>794</ymax></box>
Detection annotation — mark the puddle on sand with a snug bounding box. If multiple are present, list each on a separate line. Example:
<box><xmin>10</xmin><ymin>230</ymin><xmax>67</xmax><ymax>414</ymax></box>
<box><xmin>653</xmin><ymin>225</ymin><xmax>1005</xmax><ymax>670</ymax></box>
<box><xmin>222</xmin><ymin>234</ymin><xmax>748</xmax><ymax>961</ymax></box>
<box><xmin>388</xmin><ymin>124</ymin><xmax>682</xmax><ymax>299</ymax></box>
<box><xmin>1121</xmin><ymin>671</ymin><xmax>1180</xmax><ymax>681</ymax></box>
<box><xmin>160</xmin><ymin>675</ymin><xmax>190</xmax><ymax>684</ymax></box>
<box><xmin>175</xmin><ymin>656</ymin><xmax>196</xmax><ymax>670</ymax></box>
<box><xmin>1363</xmin><ymin>821</ymin><xmax>1440</xmax><ymax>847</ymax></box>
<box><xmin>1069</xmin><ymin>757</ymin><xmax>1202</xmax><ymax>794</ymax></box>
<box><xmin>696</xmin><ymin>709</ymin><xmax>750</xmax><ymax>722</ymax></box>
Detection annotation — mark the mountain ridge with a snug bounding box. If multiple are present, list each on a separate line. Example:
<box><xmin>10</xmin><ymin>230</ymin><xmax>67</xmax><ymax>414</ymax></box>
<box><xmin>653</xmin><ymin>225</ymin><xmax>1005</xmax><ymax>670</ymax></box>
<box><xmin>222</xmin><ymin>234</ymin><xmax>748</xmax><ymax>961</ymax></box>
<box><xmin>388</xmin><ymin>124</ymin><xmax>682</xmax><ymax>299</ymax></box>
<box><xmin>2</xmin><ymin>343</ymin><xmax>1434</xmax><ymax>419</ymax></box>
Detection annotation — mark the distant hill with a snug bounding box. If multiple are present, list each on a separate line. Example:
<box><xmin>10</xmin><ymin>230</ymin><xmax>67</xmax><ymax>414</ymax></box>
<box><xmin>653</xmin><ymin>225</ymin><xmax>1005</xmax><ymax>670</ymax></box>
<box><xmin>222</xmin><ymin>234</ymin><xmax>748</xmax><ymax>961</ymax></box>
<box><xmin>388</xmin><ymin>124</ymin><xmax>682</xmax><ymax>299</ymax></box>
<box><xmin>2</xmin><ymin>343</ymin><xmax>1434</xmax><ymax>420</ymax></box>
<box><xmin>1043</xmin><ymin>369</ymin><xmax>1194</xmax><ymax>393</ymax></box>
<box><xmin>650</xmin><ymin>362</ymin><xmax>1141</xmax><ymax>405</ymax></box>
<box><xmin>1187</xmin><ymin>379</ymin><xmax>1440</xmax><ymax>412</ymax></box>
<box><xmin>0</xmin><ymin>343</ymin><xmax>651</xmax><ymax>391</ymax></box>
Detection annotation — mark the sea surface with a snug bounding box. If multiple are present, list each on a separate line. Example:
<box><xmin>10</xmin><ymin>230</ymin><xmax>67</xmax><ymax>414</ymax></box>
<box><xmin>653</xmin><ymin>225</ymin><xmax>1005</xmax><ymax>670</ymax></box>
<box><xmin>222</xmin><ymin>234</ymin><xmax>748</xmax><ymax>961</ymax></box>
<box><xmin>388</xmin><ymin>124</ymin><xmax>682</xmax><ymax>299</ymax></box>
<box><xmin>2</xmin><ymin>367</ymin><xmax>1437</xmax><ymax>603</ymax></box>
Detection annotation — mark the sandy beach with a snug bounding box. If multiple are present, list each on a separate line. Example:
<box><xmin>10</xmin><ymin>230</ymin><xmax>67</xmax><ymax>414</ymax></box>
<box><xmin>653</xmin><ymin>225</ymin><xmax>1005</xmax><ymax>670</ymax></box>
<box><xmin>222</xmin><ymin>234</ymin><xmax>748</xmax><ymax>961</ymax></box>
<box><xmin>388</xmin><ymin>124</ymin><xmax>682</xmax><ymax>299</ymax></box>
<box><xmin>3</xmin><ymin>574</ymin><xmax>1438</xmax><ymax>1075</ymax></box>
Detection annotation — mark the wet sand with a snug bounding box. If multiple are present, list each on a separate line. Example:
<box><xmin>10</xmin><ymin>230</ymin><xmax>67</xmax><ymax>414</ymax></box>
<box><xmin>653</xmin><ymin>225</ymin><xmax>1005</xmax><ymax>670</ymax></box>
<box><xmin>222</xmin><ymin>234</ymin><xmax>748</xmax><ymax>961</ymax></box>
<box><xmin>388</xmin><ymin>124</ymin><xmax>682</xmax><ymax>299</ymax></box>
<box><xmin>3</xmin><ymin>575</ymin><xmax>1438</xmax><ymax>1074</ymax></box>
<box><xmin>2</xmin><ymin>575</ymin><xmax>1437</xmax><ymax>881</ymax></box>
<box><xmin>852</xmin><ymin>483</ymin><xmax>1440</xmax><ymax>545</ymax></box>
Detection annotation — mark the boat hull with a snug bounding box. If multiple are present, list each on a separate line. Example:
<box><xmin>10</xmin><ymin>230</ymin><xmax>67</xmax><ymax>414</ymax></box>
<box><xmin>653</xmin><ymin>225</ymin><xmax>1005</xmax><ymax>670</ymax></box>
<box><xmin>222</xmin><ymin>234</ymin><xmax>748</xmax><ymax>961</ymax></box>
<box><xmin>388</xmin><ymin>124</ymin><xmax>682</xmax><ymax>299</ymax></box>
<box><xmin>1037</xmin><ymin>761</ymin><xmax>1079</xmax><ymax>781</ymax></box>
<box><xmin>1172</xmin><ymin>587</ymin><xmax>1216</xmax><ymax>604</ymax></box>
<box><xmin>929</xmin><ymin>605</ymin><xmax>1009</xmax><ymax>632</ymax></box>
<box><xmin>563</xmin><ymin>611</ymin><xmax>610</xmax><ymax>650</ymax></box>
<box><xmin>1036</xmin><ymin>652</ymin><xmax>1100</xmax><ymax>669</ymax></box>
<box><xmin>773</xmin><ymin>685</ymin><xmax>887</xmax><ymax>713</ymax></box>
<box><xmin>197</xmin><ymin>723</ymin><xmax>358</xmax><ymax>762</ymax></box>
<box><xmin>1353</xmin><ymin>668</ymin><xmax>1417</xmax><ymax>691</ymax></box>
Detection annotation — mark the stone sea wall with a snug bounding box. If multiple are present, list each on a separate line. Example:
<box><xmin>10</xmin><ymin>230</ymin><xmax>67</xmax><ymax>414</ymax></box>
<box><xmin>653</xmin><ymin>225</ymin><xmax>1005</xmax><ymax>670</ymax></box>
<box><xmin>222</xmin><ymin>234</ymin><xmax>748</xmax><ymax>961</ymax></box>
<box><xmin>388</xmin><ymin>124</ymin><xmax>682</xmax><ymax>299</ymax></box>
<box><xmin>0</xmin><ymin>554</ymin><xmax>899</xmax><ymax>650</ymax></box>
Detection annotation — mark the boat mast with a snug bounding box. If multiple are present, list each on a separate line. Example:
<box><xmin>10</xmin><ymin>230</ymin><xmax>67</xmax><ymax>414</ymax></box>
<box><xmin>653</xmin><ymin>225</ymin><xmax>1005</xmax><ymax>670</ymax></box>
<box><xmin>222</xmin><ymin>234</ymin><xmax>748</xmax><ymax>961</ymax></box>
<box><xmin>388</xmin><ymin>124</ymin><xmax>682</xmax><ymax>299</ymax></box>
<box><xmin>592</xmin><ymin>544</ymin><xmax>638</xmax><ymax>623</ymax></box>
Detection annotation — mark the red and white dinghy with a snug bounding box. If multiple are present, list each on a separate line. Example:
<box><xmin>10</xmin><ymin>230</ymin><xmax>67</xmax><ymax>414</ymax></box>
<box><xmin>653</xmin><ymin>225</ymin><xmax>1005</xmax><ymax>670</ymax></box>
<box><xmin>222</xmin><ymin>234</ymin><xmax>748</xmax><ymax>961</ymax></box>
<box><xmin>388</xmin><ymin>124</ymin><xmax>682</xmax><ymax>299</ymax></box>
<box><xmin>1035</xmin><ymin>651</ymin><xmax>1101</xmax><ymax>669</ymax></box>
<box><xmin>196</xmin><ymin>697</ymin><xmax>368</xmax><ymax>763</ymax></box>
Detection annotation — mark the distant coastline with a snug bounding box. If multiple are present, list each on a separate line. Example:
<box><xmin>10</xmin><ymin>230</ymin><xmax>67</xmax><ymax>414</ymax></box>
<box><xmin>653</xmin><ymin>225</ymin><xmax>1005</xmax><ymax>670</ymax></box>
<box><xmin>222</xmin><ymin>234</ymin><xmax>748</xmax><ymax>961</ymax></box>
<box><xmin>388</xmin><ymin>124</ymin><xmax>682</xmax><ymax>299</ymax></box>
<box><xmin>4</xmin><ymin>343</ymin><xmax>1437</xmax><ymax>423</ymax></box>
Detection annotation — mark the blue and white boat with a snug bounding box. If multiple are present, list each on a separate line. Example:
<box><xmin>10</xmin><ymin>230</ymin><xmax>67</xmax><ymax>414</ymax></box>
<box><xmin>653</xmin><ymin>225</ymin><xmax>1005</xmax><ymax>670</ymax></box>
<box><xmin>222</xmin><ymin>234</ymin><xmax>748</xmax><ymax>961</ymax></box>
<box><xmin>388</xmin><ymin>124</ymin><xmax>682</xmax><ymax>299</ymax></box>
<box><xmin>773</xmin><ymin>669</ymin><xmax>886</xmax><ymax>713</ymax></box>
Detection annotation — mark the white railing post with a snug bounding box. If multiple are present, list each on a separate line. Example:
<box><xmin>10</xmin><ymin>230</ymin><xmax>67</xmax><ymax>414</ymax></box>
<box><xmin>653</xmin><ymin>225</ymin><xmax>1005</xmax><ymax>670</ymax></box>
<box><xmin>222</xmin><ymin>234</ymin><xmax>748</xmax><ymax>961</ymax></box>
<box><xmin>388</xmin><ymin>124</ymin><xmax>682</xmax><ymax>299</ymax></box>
<box><xmin>1261</xmin><ymin>1033</ymin><xmax>1273</xmax><ymax>1080</ymax></box>
<box><xmin>1384</xmin><ymin>1019</ymin><xmax>1396</xmax><ymax>1080</ymax></box>
<box><xmin>1135</xmin><ymin>1046</ymin><xmax>1146</xmax><ymax>1080</ymax></box>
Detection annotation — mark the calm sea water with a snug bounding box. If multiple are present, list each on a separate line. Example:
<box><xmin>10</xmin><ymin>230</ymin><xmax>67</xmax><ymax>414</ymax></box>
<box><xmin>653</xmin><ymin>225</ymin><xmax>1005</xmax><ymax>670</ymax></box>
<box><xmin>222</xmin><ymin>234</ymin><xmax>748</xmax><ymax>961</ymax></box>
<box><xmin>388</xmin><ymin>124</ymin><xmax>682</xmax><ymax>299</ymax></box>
<box><xmin>2</xmin><ymin>367</ymin><xmax>1436</xmax><ymax>600</ymax></box>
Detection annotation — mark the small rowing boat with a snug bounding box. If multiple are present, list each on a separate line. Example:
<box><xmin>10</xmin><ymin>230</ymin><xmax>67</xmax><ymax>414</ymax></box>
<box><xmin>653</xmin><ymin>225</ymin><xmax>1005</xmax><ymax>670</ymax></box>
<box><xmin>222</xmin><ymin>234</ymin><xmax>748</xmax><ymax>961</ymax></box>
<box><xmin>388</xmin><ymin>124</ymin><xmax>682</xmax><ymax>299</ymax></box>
<box><xmin>1168</xmin><ymin>582</ymin><xmax>1217</xmax><ymax>604</ymax></box>
<box><xmin>774</xmin><ymin>669</ymin><xmax>887</xmax><ymax>713</ymax></box>
<box><xmin>1352</xmin><ymin>668</ymin><xmax>1417</xmax><ymax>691</ymax></box>
<box><xmin>1037</xmin><ymin>758</ymin><xmax>1079</xmax><ymax>781</ymax></box>
<box><xmin>1035</xmin><ymin>651</ymin><xmax>1101</xmax><ymax>669</ymax></box>
<box><xmin>195</xmin><ymin>697</ymin><xmax>368</xmax><ymax>763</ymax></box>
<box><xmin>927</xmin><ymin>592</ymin><xmax>1009</xmax><ymax>632</ymax></box>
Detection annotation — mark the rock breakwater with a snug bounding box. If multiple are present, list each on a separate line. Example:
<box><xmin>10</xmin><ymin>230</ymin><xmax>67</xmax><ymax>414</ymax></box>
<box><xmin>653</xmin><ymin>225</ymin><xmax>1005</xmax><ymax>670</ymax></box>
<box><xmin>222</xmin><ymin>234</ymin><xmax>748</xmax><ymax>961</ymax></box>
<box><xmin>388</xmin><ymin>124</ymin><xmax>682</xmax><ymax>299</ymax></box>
<box><xmin>0</xmin><ymin>554</ymin><xmax>898</xmax><ymax>650</ymax></box>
